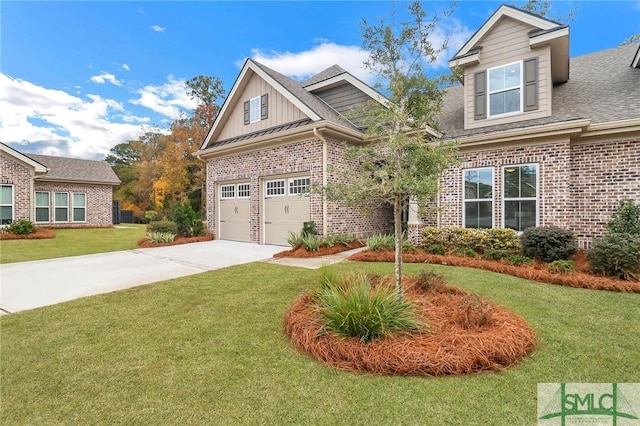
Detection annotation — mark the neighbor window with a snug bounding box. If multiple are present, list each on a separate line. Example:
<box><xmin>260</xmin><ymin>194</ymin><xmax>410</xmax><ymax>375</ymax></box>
<box><xmin>220</xmin><ymin>184</ymin><xmax>235</xmax><ymax>199</ymax></box>
<box><xmin>73</xmin><ymin>193</ymin><xmax>86</xmax><ymax>222</ymax></box>
<box><xmin>463</xmin><ymin>168</ymin><xmax>493</xmax><ymax>229</ymax></box>
<box><xmin>0</xmin><ymin>185</ymin><xmax>13</xmax><ymax>225</ymax></box>
<box><xmin>54</xmin><ymin>192</ymin><xmax>69</xmax><ymax>222</ymax></box>
<box><xmin>503</xmin><ymin>164</ymin><xmax>538</xmax><ymax>232</ymax></box>
<box><xmin>265</xmin><ymin>179</ymin><xmax>285</xmax><ymax>197</ymax></box>
<box><xmin>35</xmin><ymin>191</ymin><xmax>50</xmax><ymax>223</ymax></box>
<box><xmin>488</xmin><ymin>61</ymin><xmax>522</xmax><ymax>117</ymax></box>
<box><xmin>249</xmin><ymin>96</ymin><xmax>261</xmax><ymax>123</ymax></box>
<box><xmin>289</xmin><ymin>177</ymin><xmax>310</xmax><ymax>196</ymax></box>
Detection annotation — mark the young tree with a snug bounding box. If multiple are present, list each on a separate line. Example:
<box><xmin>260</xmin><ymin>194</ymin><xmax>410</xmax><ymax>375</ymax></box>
<box><xmin>323</xmin><ymin>1</ymin><xmax>460</xmax><ymax>298</ymax></box>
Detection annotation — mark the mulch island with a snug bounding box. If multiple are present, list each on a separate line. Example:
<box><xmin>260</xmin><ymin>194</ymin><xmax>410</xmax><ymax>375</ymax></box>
<box><xmin>137</xmin><ymin>234</ymin><xmax>214</xmax><ymax>248</ymax></box>
<box><xmin>284</xmin><ymin>275</ymin><xmax>536</xmax><ymax>376</ymax></box>
<box><xmin>0</xmin><ymin>228</ymin><xmax>55</xmax><ymax>240</ymax></box>
<box><xmin>274</xmin><ymin>240</ymin><xmax>365</xmax><ymax>258</ymax></box>
<box><xmin>349</xmin><ymin>249</ymin><xmax>640</xmax><ymax>293</ymax></box>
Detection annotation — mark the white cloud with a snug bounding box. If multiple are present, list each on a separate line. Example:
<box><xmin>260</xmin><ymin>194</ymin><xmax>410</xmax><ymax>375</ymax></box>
<box><xmin>151</xmin><ymin>24</ymin><xmax>165</xmax><ymax>32</ymax></box>
<box><xmin>122</xmin><ymin>64</ymin><xmax>131</xmax><ymax>71</ymax></box>
<box><xmin>130</xmin><ymin>75</ymin><xmax>197</xmax><ymax>120</ymax></box>
<box><xmin>90</xmin><ymin>72</ymin><xmax>122</xmax><ymax>86</ymax></box>
<box><xmin>0</xmin><ymin>73</ymin><xmax>149</xmax><ymax>159</ymax></box>
<box><xmin>425</xmin><ymin>19</ymin><xmax>474</xmax><ymax>68</ymax></box>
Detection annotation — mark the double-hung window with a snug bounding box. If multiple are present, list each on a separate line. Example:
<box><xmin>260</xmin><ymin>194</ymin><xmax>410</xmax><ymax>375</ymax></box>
<box><xmin>0</xmin><ymin>185</ymin><xmax>13</xmax><ymax>225</ymax></box>
<box><xmin>503</xmin><ymin>164</ymin><xmax>538</xmax><ymax>232</ymax></box>
<box><xmin>35</xmin><ymin>191</ymin><xmax>50</xmax><ymax>223</ymax></box>
<box><xmin>463</xmin><ymin>168</ymin><xmax>493</xmax><ymax>229</ymax></box>
<box><xmin>73</xmin><ymin>193</ymin><xmax>86</xmax><ymax>222</ymax></box>
<box><xmin>249</xmin><ymin>96</ymin><xmax>261</xmax><ymax>123</ymax></box>
<box><xmin>54</xmin><ymin>192</ymin><xmax>69</xmax><ymax>222</ymax></box>
<box><xmin>488</xmin><ymin>61</ymin><xmax>522</xmax><ymax>117</ymax></box>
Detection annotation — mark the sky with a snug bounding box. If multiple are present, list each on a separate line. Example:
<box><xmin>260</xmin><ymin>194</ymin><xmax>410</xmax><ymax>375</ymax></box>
<box><xmin>1</xmin><ymin>1</ymin><xmax>639</xmax><ymax>160</ymax></box>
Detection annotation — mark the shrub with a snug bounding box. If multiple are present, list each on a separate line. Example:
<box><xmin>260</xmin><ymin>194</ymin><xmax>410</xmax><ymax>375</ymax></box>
<box><xmin>522</xmin><ymin>226</ymin><xmax>578</xmax><ymax>263</ymax></box>
<box><xmin>589</xmin><ymin>234</ymin><xmax>640</xmax><ymax>280</ymax></box>
<box><xmin>302</xmin><ymin>221</ymin><xmax>317</xmax><ymax>237</ymax></box>
<box><xmin>422</xmin><ymin>227</ymin><xmax>521</xmax><ymax>254</ymax></box>
<box><xmin>482</xmin><ymin>249</ymin><xmax>510</xmax><ymax>261</ymax></box>
<box><xmin>144</xmin><ymin>210</ymin><xmax>158</xmax><ymax>223</ymax></box>
<box><xmin>287</xmin><ymin>231</ymin><xmax>304</xmax><ymax>248</ymax></box>
<box><xmin>415</xmin><ymin>269</ymin><xmax>447</xmax><ymax>291</ymax></box>
<box><xmin>146</xmin><ymin>231</ymin><xmax>176</xmax><ymax>244</ymax></box>
<box><xmin>147</xmin><ymin>220</ymin><xmax>178</xmax><ymax>235</ymax></box>
<box><xmin>301</xmin><ymin>233</ymin><xmax>322</xmax><ymax>252</ymax></box>
<box><xmin>453</xmin><ymin>295</ymin><xmax>496</xmax><ymax>329</ymax></box>
<box><xmin>315</xmin><ymin>274</ymin><xmax>424</xmax><ymax>342</ymax></box>
<box><xmin>171</xmin><ymin>201</ymin><xmax>203</xmax><ymax>237</ymax></box>
<box><xmin>5</xmin><ymin>219</ymin><xmax>36</xmax><ymax>235</ymax></box>
<box><xmin>506</xmin><ymin>255</ymin><xmax>532</xmax><ymax>266</ymax></box>
<box><xmin>366</xmin><ymin>233</ymin><xmax>395</xmax><ymax>251</ymax></box>
<box><xmin>549</xmin><ymin>260</ymin><xmax>575</xmax><ymax>275</ymax></box>
<box><xmin>453</xmin><ymin>247</ymin><xmax>477</xmax><ymax>258</ymax></box>
<box><xmin>422</xmin><ymin>227</ymin><xmax>447</xmax><ymax>249</ymax></box>
<box><xmin>607</xmin><ymin>199</ymin><xmax>640</xmax><ymax>235</ymax></box>
<box><xmin>482</xmin><ymin>228</ymin><xmax>522</xmax><ymax>254</ymax></box>
<box><xmin>426</xmin><ymin>244</ymin><xmax>445</xmax><ymax>255</ymax></box>
<box><xmin>323</xmin><ymin>233</ymin><xmax>354</xmax><ymax>247</ymax></box>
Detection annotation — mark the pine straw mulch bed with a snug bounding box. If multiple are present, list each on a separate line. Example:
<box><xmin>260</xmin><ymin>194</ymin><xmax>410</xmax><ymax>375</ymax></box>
<box><xmin>349</xmin><ymin>249</ymin><xmax>640</xmax><ymax>293</ymax></box>
<box><xmin>0</xmin><ymin>228</ymin><xmax>56</xmax><ymax>240</ymax></box>
<box><xmin>273</xmin><ymin>240</ymin><xmax>365</xmax><ymax>259</ymax></box>
<box><xmin>284</xmin><ymin>276</ymin><xmax>537</xmax><ymax>376</ymax></box>
<box><xmin>137</xmin><ymin>234</ymin><xmax>214</xmax><ymax>248</ymax></box>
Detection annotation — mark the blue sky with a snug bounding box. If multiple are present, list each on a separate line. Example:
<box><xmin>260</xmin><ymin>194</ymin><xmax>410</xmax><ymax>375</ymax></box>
<box><xmin>1</xmin><ymin>1</ymin><xmax>638</xmax><ymax>159</ymax></box>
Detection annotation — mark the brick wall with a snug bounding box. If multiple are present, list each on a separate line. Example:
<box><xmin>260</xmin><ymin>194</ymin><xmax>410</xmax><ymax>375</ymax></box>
<box><xmin>1</xmin><ymin>152</ymin><xmax>33</xmax><ymax>222</ymax></box>
<box><xmin>33</xmin><ymin>182</ymin><xmax>114</xmax><ymax>228</ymax></box>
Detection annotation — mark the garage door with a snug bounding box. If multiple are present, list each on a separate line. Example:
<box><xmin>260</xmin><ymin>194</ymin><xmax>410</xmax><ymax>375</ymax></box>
<box><xmin>218</xmin><ymin>182</ymin><xmax>250</xmax><ymax>242</ymax></box>
<box><xmin>264</xmin><ymin>176</ymin><xmax>310</xmax><ymax>246</ymax></box>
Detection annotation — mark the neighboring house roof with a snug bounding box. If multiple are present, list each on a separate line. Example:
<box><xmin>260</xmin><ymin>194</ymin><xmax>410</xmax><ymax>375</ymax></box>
<box><xmin>438</xmin><ymin>43</ymin><xmax>640</xmax><ymax>140</ymax></box>
<box><xmin>0</xmin><ymin>142</ymin><xmax>48</xmax><ymax>174</ymax></box>
<box><xmin>27</xmin><ymin>153</ymin><xmax>121</xmax><ymax>185</ymax></box>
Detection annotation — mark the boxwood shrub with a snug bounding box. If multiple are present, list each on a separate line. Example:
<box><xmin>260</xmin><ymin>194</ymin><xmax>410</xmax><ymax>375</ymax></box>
<box><xmin>521</xmin><ymin>226</ymin><xmax>577</xmax><ymax>263</ymax></box>
<box><xmin>589</xmin><ymin>233</ymin><xmax>640</xmax><ymax>280</ymax></box>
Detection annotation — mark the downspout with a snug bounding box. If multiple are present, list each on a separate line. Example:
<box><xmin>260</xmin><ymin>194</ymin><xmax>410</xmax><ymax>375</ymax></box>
<box><xmin>313</xmin><ymin>127</ymin><xmax>328</xmax><ymax>236</ymax></box>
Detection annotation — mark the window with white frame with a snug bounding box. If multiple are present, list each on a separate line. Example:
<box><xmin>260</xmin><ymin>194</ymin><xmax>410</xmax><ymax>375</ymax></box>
<box><xmin>0</xmin><ymin>185</ymin><xmax>13</xmax><ymax>225</ymax></box>
<box><xmin>463</xmin><ymin>168</ymin><xmax>493</xmax><ymax>229</ymax></box>
<box><xmin>73</xmin><ymin>193</ymin><xmax>86</xmax><ymax>222</ymax></box>
<box><xmin>503</xmin><ymin>164</ymin><xmax>538</xmax><ymax>232</ymax></box>
<box><xmin>289</xmin><ymin>177</ymin><xmax>310</xmax><ymax>196</ymax></box>
<box><xmin>237</xmin><ymin>183</ymin><xmax>250</xmax><ymax>198</ymax></box>
<box><xmin>54</xmin><ymin>192</ymin><xmax>69</xmax><ymax>222</ymax></box>
<box><xmin>35</xmin><ymin>191</ymin><xmax>50</xmax><ymax>223</ymax></box>
<box><xmin>488</xmin><ymin>61</ymin><xmax>521</xmax><ymax>117</ymax></box>
<box><xmin>249</xmin><ymin>96</ymin><xmax>261</xmax><ymax>123</ymax></box>
<box><xmin>265</xmin><ymin>179</ymin><xmax>285</xmax><ymax>196</ymax></box>
<box><xmin>220</xmin><ymin>184</ymin><xmax>235</xmax><ymax>199</ymax></box>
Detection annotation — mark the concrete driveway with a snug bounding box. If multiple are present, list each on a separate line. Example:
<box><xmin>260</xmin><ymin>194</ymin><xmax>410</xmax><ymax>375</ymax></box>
<box><xmin>0</xmin><ymin>240</ymin><xmax>283</xmax><ymax>314</ymax></box>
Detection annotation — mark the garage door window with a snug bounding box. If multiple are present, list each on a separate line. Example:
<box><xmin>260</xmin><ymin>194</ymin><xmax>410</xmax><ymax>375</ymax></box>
<box><xmin>221</xmin><ymin>185</ymin><xmax>235</xmax><ymax>199</ymax></box>
<box><xmin>266</xmin><ymin>180</ymin><xmax>285</xmax><ymax>196</ymax></box>
<box><xmin>238</xmin><ymin>183</ymin><xmax>250</xmax><ymax>198</ymax></box>
<box><xmin>289</xmin><ymin>177</ymin><xmax>310</xmax><ymax>195</ymax></box>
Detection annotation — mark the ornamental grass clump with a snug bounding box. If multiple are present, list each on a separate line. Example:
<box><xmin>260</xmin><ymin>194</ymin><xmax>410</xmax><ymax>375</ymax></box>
<box><xmin>5</xmin><ymin>219</ymin><xmax>36</xmax><ymax>235</ymax></box>
<box><xmin>365</xmin><ymin>233</ymin><xmax>396</xmax><ymax>251</ymax></box>
<box><xmin>146</xmin><ymin>231</ymin><xmax>176</xmax><ymax>244</ymax></box>
<box><xmin>315</xmin><ymin>273</ymin><xmax>424</xmax><ymax>342</ymax></box>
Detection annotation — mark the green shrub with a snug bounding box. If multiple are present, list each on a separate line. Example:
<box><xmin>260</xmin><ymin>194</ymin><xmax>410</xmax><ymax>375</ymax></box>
<box><xmin>146</xmin><ymin>231</ymin><xmax>176</xmax><ymax>244</ymax></box>
<box><xmin>366</xmin><ymin>233</ymin><xmax>395</xmax><ymax>251</ymax></box>
<box><xmin>287</xmin><ymin>231</ymin><xmax>304</xmax><ymax>248</ymax></box>
<box><xmin>589</xmin><ymin>234</ymin><xmax>640</xmax><ymax>280</ymax></box>
<box><xmin>426</xmin><ymin>244</ymin><xmax>445</xmax><ymax>255</ymax></box>
<box><xmin>315</xmin><ymin>274</ymin><xmax>424</xmax><ymax>342</ymax></box>
<box><xmin>144</xmin><ymin>211</ymin><xmax>158</xmax><ymax>223</ymax></box>
<box><xmin>422</xmin><ymin>227</ymin><xmax>447</xmax><ymax>249</ymax></box>
<box><xmin>415</xmin><ymin>269</ymin><xmax>447</xmax><ymax>291</ymax></box>
<box><xmin>301</xmin><ymin>233</ymin><xmax>322</xmax><ymax>252</ymax></box>
<box><xmin>607</xmin><ymin>199</ymin><xmax>640</xmax><ymax>235</ymax></box>
<box><xmin>302</xmin><ymin>221</ymin><xmax>317</xmax><ymax>237</ymax></box>
<box><xmin>482</xmin><ymin>249</ymin><xmax>510</xmax><ymax>261</ymax></box>
<box><xmin>147</xmin><ymin>220</ymin><xmax>178</xmax><ymax>235</ymax></box>
<box><xmin>522</xmin><ymin>226</ymin><xmax>578</xmax><ymax>263</ymax></box>
<box><xmin>506</xmin><ymin>255</ymin><xmax>532</xmax><ymax>266</ymax></box>
<box><xmin>323</xmin><ymin>233</ymin><xmax>354</xmax><ymax>247</ymax></box>
<box><xmin>422</xmin><ymin>227</ymin><xmax>521</xmax><ymax>254</ymax></box>
<box><xmin>5</xmin><ymin>219</ymin><xmax>36</xmax><ymax>235</ymax></box>
<box><xmin>171</xmin><ymin>201</ymin><xmax>203</xmax><ymax>237</ymax></box>
<box><xmin>549</xmin><ymin>260</ymin><xmax>575</xmax><ymax>275</ymax></box>
<box><xmin>453</xmin><ymin>247</ymin><xmax>477</xmax><ymax>258</ymax></box>
<box><xmin>482</xmin><ymin>228</ymin><xmax>522</xmax><ymax>254</ymax></box>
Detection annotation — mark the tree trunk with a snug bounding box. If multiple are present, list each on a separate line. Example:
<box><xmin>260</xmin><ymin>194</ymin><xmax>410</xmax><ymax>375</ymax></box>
<box><xmin>394</xmin><ymin>194</ymin><xmax>403</xmax><ymax>300</ymax></box>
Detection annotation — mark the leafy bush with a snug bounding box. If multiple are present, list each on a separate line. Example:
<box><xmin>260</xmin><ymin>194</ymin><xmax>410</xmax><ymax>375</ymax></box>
<box><xmin>5</xmin><ymin>219</ymin><xmax>36</xmax><ymax>235</ymax></box>
<box><xmin>315</xmin><ymin>274</ymin><xmax>424</xmax><ymax>342</ymax></box>
<box><xmin>482</xmin><ymin>228</ymin><xmax>522</xmax><ymax>254</ymax></box>
<box><xmin>482</xmin><ymin>249</ymin><xmax>510</xmax><ymax>261</ymax></box>
<box><xmin>422</xmin><ymin>227</ymin><xmax>521</xmax><ymax>254</ymax></box>
<box><xmin>366</xmin><ymin>233</ymin><xmax>395</xmax><ymax>251</ymax></box>
<box><xmin>300</xmin><ymin>233</ymin><xmax>322</xmax><ymax>252</ymax></box>
<box><xmin>415</xmin><ymin>269</ymin><xmax>447</xmax><ymax>291</ymax></box>
<box><xmin>287</xmin><ymin>231</ymin><xmax>304</xmax><ymax>248</ymax></box>
<box><xmin>607</xmin><ymin>199</ymin><xmax>640</xmax><ymax>235</ymax></box>
<box><xmin>549</xmin><ymin>260</ymin><xmax>575</xmax><ymax>275</ymax></box>
<box><xmin>171</xmin><ymin>201</ymin><xmax>203</xmax><ymax>237</ymax></box>
<box><xmin>146</xmin><ymin>231</ymin><xmax>176</xmax><ymax>244</ymax></box>
<box><xmin>147</xmin><ymin>220</ymin><xmax>178</xmax><ymax>235</ymax></box>
<box><xmin>506</xmin><ymin>255</ymin><xmax>532</xmax><ymax>266</ymax></box>
<box><xmin>453</xmin><ymin>247</ymin><xmax>477</xmax><ymax>258</ymax></box>
<box><xmin>302</xmin><ymin>221</ymin><xmax>317</xmax><ymax>237</ymax></box>
<box><xmin>421</xmin><ymin>227</ymin><xmax>447</xmax><ymax>249</ymax></box>
<box><xmin>144</xmin><ymin>211</ymin><xmax>158</xmax><ymax>223</ymax></box>
<box><xmin>589</xmin><ymin>234</ymin><xmax>640</xmax><ymax>280</ymax></box>
<box><xmin>426</xmin><ymin>244</ymin><xmax>445</xmax><ymax>255</ymax></box>
<box><xmin>522</xmin><ymin>226</ymin><xmax>578</xmax><ymax>263</ymax></box>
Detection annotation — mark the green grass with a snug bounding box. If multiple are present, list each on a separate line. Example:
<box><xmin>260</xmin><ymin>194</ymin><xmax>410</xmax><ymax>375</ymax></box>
<box><xmin>2</xmin><ymin>262</ymin><xmax>639</xmax><ymax>425</ymax></box>
<box><xmin>0</xmin><ymin>225</ymin><xmax>147</xmax><ymax>264</ymax></box>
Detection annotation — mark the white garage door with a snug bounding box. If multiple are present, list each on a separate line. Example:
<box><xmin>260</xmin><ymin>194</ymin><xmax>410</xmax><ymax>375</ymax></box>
<box><xmin>264</xmin><ymin>176</ymin><xmax>311</xmax><ymax>246</ymax></box>
<box><xmin>218</xmin><ymin>182</ymin><xmax>251</xmax><ymax>242</ymax></box>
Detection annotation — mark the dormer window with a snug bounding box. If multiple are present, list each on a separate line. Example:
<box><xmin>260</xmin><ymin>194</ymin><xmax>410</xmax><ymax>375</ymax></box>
<box><xmin>243</xmin><ymin>94</ymin><xmax>268</xmax><ymax>125</ymax></box>
<box><xmin>488</xmin><ymin>61</ymin><xmax>522</xmax><ymax>117</ymax></box>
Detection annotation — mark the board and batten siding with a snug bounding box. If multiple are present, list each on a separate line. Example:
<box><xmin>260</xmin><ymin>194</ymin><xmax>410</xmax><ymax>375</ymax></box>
<box><xmin>216</xmin><ymin>72</ymin><xmax>308</xmax><ymax>141</ymax></box>
<box><xmin>314</xmin><ymin>83</ymin><xmax>373</xmax><ymax>128</ymax></box>
<box><xmin>464</xmin><ymin>16</ymin><xmax>552</xmax><ymax>130</ymax></box>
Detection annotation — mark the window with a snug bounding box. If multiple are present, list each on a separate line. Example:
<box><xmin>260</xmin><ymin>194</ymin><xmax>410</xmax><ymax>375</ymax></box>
<box><xmin>249</xmin><ymin>96</ymin><xmax>261</xmax><ymax>123</ymax></box>
<box><xmin>35</xmin><ymin>191</ymin><xmax>50</xmax><ymax>223</ymax></box>
<box><xmin>237</xmin><ymin>183</ymin><xmax>250</xmax><ymax>198</ymax></box>
<box><xmin>73</xmin><ymin>193</ymin><xmax>86</xmax><ymax>222</ymax></box>
<box><xmin>54</xmin><ymin>192</ymin><xmax>69</xmax><ymax>222</ymax></box>
<box><xmin>265</xmin><ymin>179</ymin><xmax>285</xmax><ymax>196</ymax></box>
<box><xmin>0</xmin><ymin>185</ymin><xmax>13</xmax><ymax>225</ymax></box>
<box><xmin>244</xmin><ymin>94</ymin><xmax>268</xmax><ymax>124</ymax></box>
<box><xmin>503</xmin><ymin>164</ymin><xmax>538</xmax><ymax>232</ymax></box>
<box><xmin>289</xmin><ymin>177</ymin><xmax>310</xmax><ymax>196</ymax></box>
<box><xmin>488</xmin><ymin>61</ymin><xmax>522</xmax><ymax>117</ymax></box>
<box><xmin>220</xmin><ymin>184</ymin><xmax>235</xmax><ymax>199</ymax></box>
<box><xmin>463</xmin><ymin>168</ymin><xmax>493</xmax><ymax>229</ymax></box>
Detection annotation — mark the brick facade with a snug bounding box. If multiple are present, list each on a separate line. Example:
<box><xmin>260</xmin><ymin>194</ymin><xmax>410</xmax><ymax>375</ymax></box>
<box><xmin>1</xmin><ymin>152</ymin><xmax>33</xmax><ymax>222</ymax></box>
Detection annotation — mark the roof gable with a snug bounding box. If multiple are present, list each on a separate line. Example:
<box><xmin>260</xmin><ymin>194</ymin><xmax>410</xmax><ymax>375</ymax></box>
<box><xmin>0</xmin><ymin>142</ymin><xmax>48</xmax><ymax>173</ymax></box>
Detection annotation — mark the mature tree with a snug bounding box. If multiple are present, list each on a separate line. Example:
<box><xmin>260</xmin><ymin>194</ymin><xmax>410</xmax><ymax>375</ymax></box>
<box><xmin>323</xmin><ymin>1</ymin><xmax>460</xmax><ymax>298</ymax></box>
<box><xmin>517</xmin><ymin>0</ymin><xmax>576</xmax><ymax>22</ymax></box>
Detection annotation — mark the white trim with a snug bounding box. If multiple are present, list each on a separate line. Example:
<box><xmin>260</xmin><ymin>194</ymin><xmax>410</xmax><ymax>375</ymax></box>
<box><xmin>72</xmin><ymin>192</ymin><xmax>87</xmax><ymax>223</ymax></box>
<box><xmin>249</xmin><ymin>96</ymin><xmax>261</xmax><ymax>124</ymax></box>
<box><xmin>237</xmin><ymin>183</ymin><xmax>251</xmax><ymax>199</ymax></box>
<box><xmin>501</xmin><ymin>164</ymin><xmax>539</xmax><ymax>231</ymax></box>
<box><xmin>53</xmin><ymin>191</ymin><xmax>69</xmax><ymax>223</ymax></box>
<box><xmin>448</xmin><ymin>52</ymin><xmax>480</xmax><ymax>69</ymax></box>
<box><xmin>0</xmin><ymin>184</ymin><xmax>14</xmax><ymax>225</ymax></box>
<box><xmin>220</xmin><ymin>184</ymin><xmax>236</xmax><ymax>199</ymax></box>
<box><xmin>462</xmin><ymin>167</ymin><xmax>494</xmax><ymax>229</ymax></box>
<box><xmin>304</xmin><ymin>73</ymin><xmax>391</xmax><ymax>109</ymax></box>
<box><xmin>487</xmin><ymin>61</ymin><xmax>523</xmax><ymax>118</ymax></box>
<box><xmin>288</xmin><ymin>177</ymin><xmax>311</xmax><ymax>196</ymax></box>
<box><xmin>529</xmin><ymin>26</ymin><xmax>569</xmax><ymax>48</ymax></box>
<box><xmin>34</xmin><ymin>190</ymin><xmax>50</xmax><ymax>223</ymax></box>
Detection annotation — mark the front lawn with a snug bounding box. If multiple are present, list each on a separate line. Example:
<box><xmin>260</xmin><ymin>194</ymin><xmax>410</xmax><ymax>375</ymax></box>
<box><xmin>0</xmin><ymin>225</ymin><xmax>147</xmax><ymax>264</ymax></box>
<box><xmin>2</xmin><ymin>262</ymin><xmax>638</xmax><ymax>424</ymax></box>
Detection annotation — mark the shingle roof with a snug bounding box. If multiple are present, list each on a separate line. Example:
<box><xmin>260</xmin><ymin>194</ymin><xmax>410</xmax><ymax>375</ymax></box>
<box><xmin>438</xmin><ymin>43</ymin><xmax>640</xmax><ymax>139</ymax></box>
<box><xmin>302</xmin><ymin>65</ymin><xmax>347</xmax><ymax>87</ymax></box>
<box><xmin>27</xmin><ymin>154</ymin><xmax>120</xmax><ymax>185</ymax></box>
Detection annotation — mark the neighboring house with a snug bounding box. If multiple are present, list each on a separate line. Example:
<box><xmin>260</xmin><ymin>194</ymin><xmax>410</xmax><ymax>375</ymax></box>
<box><xmin>0</xmin><ymin>143</ymin><xmax>120</xmax><ymax>228</ymax></box>
<box><xmin>197</xmin><ymin>4</ymin><xmax>639</xmax><ymax>247</ymax></box>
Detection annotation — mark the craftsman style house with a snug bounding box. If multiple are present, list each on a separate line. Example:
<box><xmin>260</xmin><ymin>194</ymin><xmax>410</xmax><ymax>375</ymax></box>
<box><xmin>1</xmin><ymin>143</ymin><xmax>120</xmax><ymax>228</ymax></box>
<box><xmin>197</xmin><ymin>5</ymin><xmax>639</xmax><ymax>247</ymax></box>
